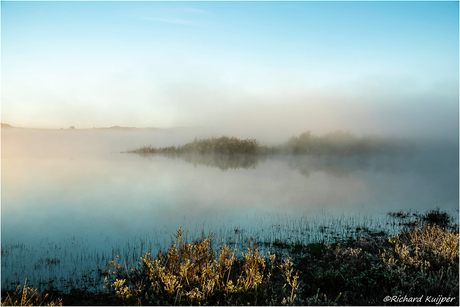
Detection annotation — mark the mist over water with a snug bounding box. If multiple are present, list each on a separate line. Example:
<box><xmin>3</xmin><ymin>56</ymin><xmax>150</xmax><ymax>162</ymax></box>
<box><xmin>1</xmin><ymin>127</ymin><xmax>458</xmax><ymax>292</ymax></box>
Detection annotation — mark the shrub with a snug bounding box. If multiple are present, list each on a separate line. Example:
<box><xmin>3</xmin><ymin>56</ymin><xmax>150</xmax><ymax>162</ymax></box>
<box><xmin>104</xmin><ymin>228</ymin><xmax>302</xmax><ymax>305</ymax></box>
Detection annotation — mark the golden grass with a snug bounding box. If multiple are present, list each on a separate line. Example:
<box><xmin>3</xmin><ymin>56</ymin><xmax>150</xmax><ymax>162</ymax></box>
<box><xmin>104</xmin><ymin>228</ymin><xmax>301</xmax><ymax>305</ymax></box>
<box><xmin>1</xmin><ymin>279</ymin><xmax>62</xmax><ymax>306</ymax></box>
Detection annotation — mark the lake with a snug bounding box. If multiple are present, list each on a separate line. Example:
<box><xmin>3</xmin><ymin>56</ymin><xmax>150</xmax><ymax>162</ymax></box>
<box><xmin>1</xmin><ymin>128</ymin><xmax>458</xmax><ymax>292</ymax></box>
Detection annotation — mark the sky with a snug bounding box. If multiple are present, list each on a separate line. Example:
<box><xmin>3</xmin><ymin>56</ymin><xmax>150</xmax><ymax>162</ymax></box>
<box><xmin>1</xmin><ymin>1</ymin><xmax>459</xmax><ymax>141</ymax></box>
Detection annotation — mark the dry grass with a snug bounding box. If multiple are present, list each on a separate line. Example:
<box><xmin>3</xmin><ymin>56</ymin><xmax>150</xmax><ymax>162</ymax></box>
<box><xmin>1</xmin><ymin>279</ymin><xmax>62</xmax><ymax>306</ymax></box>
<box><xmin>296</xmin><ymin>222</ymin><xmax>459</xmax><ymax>305</ymax></box>
<box><xmin>385</xmin><ymin>223</ymin><xmax>459</xmax><ymax>271</ymax></box>
<box><xmin>104</xmin><ymin>228</ymin><xmax>301</xmax><ymax>305</ymax></box>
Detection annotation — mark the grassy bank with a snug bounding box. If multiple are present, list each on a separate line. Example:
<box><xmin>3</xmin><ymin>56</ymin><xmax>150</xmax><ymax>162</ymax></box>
<box><xmin>2</xmin><ymin>209</ymin><xmax>458</xmax><ymax>306</ymax></box>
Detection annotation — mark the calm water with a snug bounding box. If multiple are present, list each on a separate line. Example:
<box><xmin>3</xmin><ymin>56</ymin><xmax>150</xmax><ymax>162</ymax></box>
<box><xmin>1</xmin><ymin>128</ymin><xmax>458</xmax><ymax>292</ymax></box>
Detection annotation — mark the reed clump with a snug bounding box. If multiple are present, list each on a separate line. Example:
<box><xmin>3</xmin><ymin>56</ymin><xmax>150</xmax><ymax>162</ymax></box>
<box><xmin>104</xmin><ymin>228</ymin><xmax>301</xmax><ymax>306</ymax></box>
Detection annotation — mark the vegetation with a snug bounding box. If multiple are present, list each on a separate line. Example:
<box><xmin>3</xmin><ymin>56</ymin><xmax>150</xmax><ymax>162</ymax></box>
<box><xmin>388</xmin><ymin>207</ymin><xmax>458</xmax><ymax>230</ymax></box>
<box><xmin>1</xmin><ymin>280</ymin><xmax>62</xmax><ymax>306</ymax></box>
<box><xmin>128</xmin><ymin>131</ymin><xmax>409</xmax><ymax>158</ymax></box>
<box><xmin>283</xmin><ymin>130</ymin><xmax>403</xmax><ymax>155</ymax></box>
<box><xmin>2</xmin><ymin>209</ymin><xmax>458</xmax><ymax>305</ymax></box>
<box><xmin>102</xmin><ymin>217</ymin><xmax>458</xmax><ymax>306</ymax></box>
<box><xmin>296</xmin><ymin>223</ymin><xmax>458</xmax><ymax>305</ymax></box>
<box><xmin>104</xmin><ymin>228</ymin><xmax>300</xmax><ymax>306</ymax></box>
<box><xmin>131</xmin><ymin>136</ymin><xmax>266</xmax><ymax>156</ymax></box>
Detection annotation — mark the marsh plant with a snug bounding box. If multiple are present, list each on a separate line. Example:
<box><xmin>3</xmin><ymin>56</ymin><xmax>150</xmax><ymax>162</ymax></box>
<box><xmin>104</xmin><ymin>228</ymin><xmax>301</xmax><ymax>306</ymax></box>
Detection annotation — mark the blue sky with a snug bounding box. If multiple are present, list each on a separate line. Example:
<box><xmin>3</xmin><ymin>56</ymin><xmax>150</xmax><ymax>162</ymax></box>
<box><xmin>1</xmin><ymin>1</ymin><xmax>458</xmax><ymax>140</ymax></box>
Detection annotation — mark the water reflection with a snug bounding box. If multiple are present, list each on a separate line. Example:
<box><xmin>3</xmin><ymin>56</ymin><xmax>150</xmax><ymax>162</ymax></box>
<box><xmin>136</xmin><ymin>152</ymin><xmax>266</xmax><ymax>171</ymax></box>
<box><xmin>133</xmin><ymin>151</ymin><xmax>420</xmax><ymax>179</ymax></box>
<box><xmin>284</xmin><ymin>154</ymin><xmax>414</xmax><ymax>178</ymax></box>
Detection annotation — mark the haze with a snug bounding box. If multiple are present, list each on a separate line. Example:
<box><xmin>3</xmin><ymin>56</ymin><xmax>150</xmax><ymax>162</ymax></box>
<box><xmin>1</xmin><ymin>1</ymin><xmax>459</xmax><ymax>143</ymax></box>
